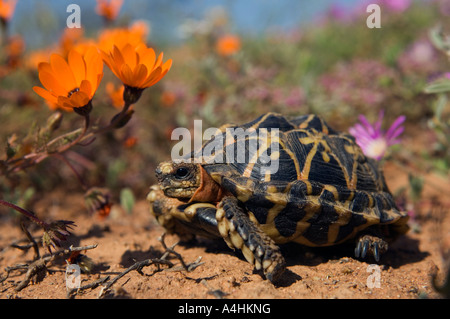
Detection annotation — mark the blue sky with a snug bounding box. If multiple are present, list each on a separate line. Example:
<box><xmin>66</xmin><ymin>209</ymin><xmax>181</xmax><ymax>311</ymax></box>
<box><xmin>11</xmin><ymin>0</ymin><xmax>363</xmax><ymax>48</ymax></box>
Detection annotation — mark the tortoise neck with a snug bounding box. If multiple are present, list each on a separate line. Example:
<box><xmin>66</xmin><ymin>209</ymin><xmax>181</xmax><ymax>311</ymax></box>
<box><xmin>189</xmin><ymin>165</ymin><xmax>229</xmax><ymax>203</ymax></box>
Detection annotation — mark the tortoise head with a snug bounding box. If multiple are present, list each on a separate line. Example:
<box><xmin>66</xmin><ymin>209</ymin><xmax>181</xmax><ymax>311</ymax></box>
<box><xmin>155</xmin><ymin>161</ymin><xmax>228</xmax><ymax>203</ymax></box>
<box><xmin>155</xmin><ymin>161</ymin><xmax>201</xmax><ymax>200</ymax></box>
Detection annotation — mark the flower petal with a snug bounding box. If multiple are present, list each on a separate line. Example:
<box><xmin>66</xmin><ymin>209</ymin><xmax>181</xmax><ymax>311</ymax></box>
<box><xmin>120</xmin><ymin>63</ymin><xmax>134</xmax><ymax>87</ymax></box>
<box><xmin>385</xmin><ymin>115</ymin><xmax>406</xmax><ymax>140</ymax></box>
<box><xmin>57</xmin><ymin>96</ymin><xmax>74</xmax><ymax>109</ymax></box>
<box><xmin>121</xmin><ymin>43</ymin><xmax>137</xmax><ymax>69</ymax></box>
<box><xmin>84</xmin><ymin>48</ymin><xmax>103</xmax><ymax>93</ymax></box>
<box><xmin>105</xmin><ymin>45</ymin><xmax>127</xmax><ymax>80</ymax></box>
<box><xmin>140</xmin><ymin>67</ymin><xmax>162</xmax><ymax>88</ymax></box>
<box><xmin>133</xmin><ymin>64</ymin><xmax>148</xmax><ymax>87</ymax></box>
<box><xmin>386</xmin><ymin>128</ymin><xmax>404</xmax><ymax>145</ymax></box>
<box><xmin>39</xmin><ymin>70</ymin><xmax>68</xmax><ymax>96</ymax></box>
<box><xmin>161</xmin><ymin>59</ymin><xmax>172</xmax><ymax>72</ymax></box>
<box><xmin>137</xmin><ymin>46</ymin><xmax>156</xmax><ymax>70</ymax></box>
<box><xmin>96</xmin><ymin>73</ymin><xmax>104</xmax><ymax>92</ymax></box>
<box><xmin>50</xmin><ymin>53</ymin><xmax>77</xmax><ymax>92</ymax></box>
<box><xmin>69</xmin><ymin>91</ymin><xmax>90</xmax><ymax>108</ymax></box>
<box><xmin>374</xmin><ymin>110</ymin><xmax>385</xmax><ymax>133</ymax></box>
<box><xmin>112</xmin><ymin>45</ymin><xmax>125</xmax><ymax>68</ymax></box>
<box><xmin>38</xmin><ymin>62</ymin><xmax>53</xmax><ymax>74</ymax></box>
<box><xmin>33</xmin><ymin>86</ymin><xmax>58</xmax><ymax>104</ymax></box>
<box><xmin>154</xmin><ymin>52</ymin><xmax>164</xmax><ymax>69</ymax></box>
<box><xmin>68</xmin><ymin>50</ymin><xmax>86</xmax><ymax>86</ymax></box>
<box><xmin>79</xmin><ymin>79</ymin><xmax>92</xmax><ymax>98</ymax></box>
<box><xmin>358</xmin><ymin>115</ymin><xmax>377</xmax><ymax>138</ymax></box>
<box><xmin>100</xmin><ymin>50</ymin><xmax>114</xmax><ymax>71</ymax></box>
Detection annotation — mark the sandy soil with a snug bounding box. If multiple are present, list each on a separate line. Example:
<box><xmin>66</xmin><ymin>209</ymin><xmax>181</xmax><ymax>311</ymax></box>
<box><xmin>0</xmin><ymin>160</ymin><xmax>449</xmax><ymax>300</ymax></box>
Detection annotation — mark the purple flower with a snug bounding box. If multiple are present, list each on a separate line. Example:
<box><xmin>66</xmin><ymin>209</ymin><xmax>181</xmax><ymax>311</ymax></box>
<box><xmin>379</xmin><ymin>0</ymin><xmax>411</xmax><ymax>13</ymax></box>
<box><xmin>349</xmin><ymin>110</ymin><xmax>406</xmax><ymax>160</ymax></box>
<box><xmin>326</xmin><ymin>4</ymin><xmax>355</xmax><ymax>23</ymax></box>
<box><xmin>397</xmin><ymin>39</ymin><xmax>438</xmax><ymax>76</ymax></box>
<box><xmin>439</xmin><ymin>0</ymin><xmax>450</xmax><ymax>16</ymax></box>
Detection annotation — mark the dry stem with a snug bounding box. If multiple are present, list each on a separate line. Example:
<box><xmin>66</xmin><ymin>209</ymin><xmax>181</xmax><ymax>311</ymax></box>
<box><xmin>97</xmin><ymin>233</ymin><xmax>203</xmax><ymax>299</ymax></box>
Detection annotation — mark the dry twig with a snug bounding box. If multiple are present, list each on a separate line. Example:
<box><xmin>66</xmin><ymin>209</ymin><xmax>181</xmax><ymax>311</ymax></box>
<box><xmin>67</xmin><ymin>276</ymin><xmax>110</xmax><ymax>299</ymax></box>
<box><xmin>2</xmin><ymin>244</ymin><xmax>98</xmax><ymax>292</ymax></box>
<box><xmin>98</xmin><ymin>233</ymin><xmax>203</xmax><ymax>298</ymax></box>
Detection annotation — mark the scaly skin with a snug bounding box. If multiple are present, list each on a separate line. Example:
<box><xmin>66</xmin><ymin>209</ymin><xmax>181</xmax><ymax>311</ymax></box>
<box><xmin>148</xmin><ymin>186</ymin><xmax>286</xmax><ymax>282</ymax></box>
<box><xmin>216</xmin><ymin>197</ymin><xmax>286</xmax><ymax>282</ymax></box>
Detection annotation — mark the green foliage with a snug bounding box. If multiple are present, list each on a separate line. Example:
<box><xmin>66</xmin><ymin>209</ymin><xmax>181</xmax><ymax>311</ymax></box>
<box><xmin>120</xmin><ymin>187</ymin><xmax>135</xmax><ymax>215</ymax></box>
<box><xmin>408</xmin><ymin>174</ymin><xmax>424</xmax><ymax>203</ymax></box>
<box><xmin>423</xmin><ymin>24</ymin><xmax>450</xmax><ymax>174</ymax></box>
<box><xmin>424</xmin><ymin>79</ymin><xmax>450</xmax><ymax>94</ymax></box>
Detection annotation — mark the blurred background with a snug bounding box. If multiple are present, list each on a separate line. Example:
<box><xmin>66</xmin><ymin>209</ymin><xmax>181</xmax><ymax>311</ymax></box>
<box><xmin>1</xmin><ymin>0</ymin><xmax>450</xmax><ymax>218</ymax></box>
<box><xmin>13</xmin><ymin>0</ymin><xmax>364</xmax><ymax>48</ymax></box>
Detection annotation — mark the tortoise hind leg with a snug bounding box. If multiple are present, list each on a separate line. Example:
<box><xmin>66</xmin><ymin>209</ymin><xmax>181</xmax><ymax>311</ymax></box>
<box><xmin>354</xmin><ymin>234</ymin><xmax>388</xmax><ymax>262</ymax></box>
<box><xmin>216</xmin><ymin>196</ymin><xmax>286</xmax><ymax>282</ymax></box>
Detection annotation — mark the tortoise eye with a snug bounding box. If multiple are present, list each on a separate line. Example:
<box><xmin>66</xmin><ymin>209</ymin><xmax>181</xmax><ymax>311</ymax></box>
<box><xmin>175</xmin><ymin>167</ymin><xmax>190</xmax><ymax>179</ymax></box>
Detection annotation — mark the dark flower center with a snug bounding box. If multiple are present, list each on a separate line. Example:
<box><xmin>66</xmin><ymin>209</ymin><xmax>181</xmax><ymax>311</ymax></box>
<box><xmin>68</xmin><ymin>87</ymin><xmax>80</xmax><ymax>97</ymax></box>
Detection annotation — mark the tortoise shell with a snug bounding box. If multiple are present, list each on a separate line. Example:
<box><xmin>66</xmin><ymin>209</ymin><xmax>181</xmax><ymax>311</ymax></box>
<box><xmin>149</xmin><ymin>113</ymin><xmax>409</xmax><ymax>281</ymax></box>
<box><xmin>191</xmin><ymin>113</ymin><xmax>408</xmax><ymax>245</ymax></box>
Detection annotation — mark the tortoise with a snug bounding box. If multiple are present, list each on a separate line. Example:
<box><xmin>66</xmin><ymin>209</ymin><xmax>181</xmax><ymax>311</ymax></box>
<box><xmin>147</xmin><ymin>113</ymin><xmax>409</xmax><ymax>282</ymax></box>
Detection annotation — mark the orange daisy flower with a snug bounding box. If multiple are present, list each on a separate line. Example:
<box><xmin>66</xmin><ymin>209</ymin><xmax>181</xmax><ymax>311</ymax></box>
<box><xmin>95</xmin><ymin>0</ymin><xmax>123</xmax><ymax>22</ymax></box>
<box><xmin>45</xmin><ymin>99</ymin><xmax>73</xmax><ymax>112</ymax></box>
<box><xmin>160</xmin><ymin>90</ymin><xmax>177</xmax><ymax>107</ymax></box>
<box><xmin>0</xmin><ymin>0</ymin><xmax>17</xmax><ymax>23</ymax></box>
<box><xmin>33</xmin><ymin>47</ymin><xmax>104</xmax><ymax>115</ymax></box>
<box><xmin>59</xmin><ymin>27</ymin><xmax>85</xmax><ymax>57</ymax></box>
<box><xmin>97</xmin><ymin>24</ymin><xmax>148</xmax><ymax>56</ymax></box>
<box><xmin>215</xmin><ymin>34</ymin><xmax>241</xmax><ymax>56</ymax></box>
<box><xmin>26</xmin><ymin>47</ymin><xmax>54</xmax><ymax>71</ymax></box>
<box><xmin>129</xmin><ymin>20</ymin><xmax>150</xmax><ymax>40</ymax></box>
<box><xmin>6</xmin><ymin>35</ymin><xmax>24</xmax><ymax>68</ymax></box>
<box><xmin>123</xmin><ymin>136</ymin><xmax>137</xmax><ymax>148</ymax></box>
<box><xmin>101</xmin><ymin>42</ymin><xmax>172</xmax><ymax>103</ymax></box>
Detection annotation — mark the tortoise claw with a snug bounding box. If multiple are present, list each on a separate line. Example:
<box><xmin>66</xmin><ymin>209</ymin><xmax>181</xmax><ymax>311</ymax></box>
<box><xmin>354</xmin><ymin>241</ymin><xmax>361</xmax><ymax>258</ymax></box>
<box><xmin>361</xmin><ymin>240</ymin><xmax>369</xmax><ymax>259</ymax></box>
<box><xmin>354</xmin><ymin>235</ymin><xmax>388</xmax><ymax>262</ymax></box>
<box><xmin>373</xmin><ymin>242</ymin><xmax>380</xmax><ymax>262</ymax></box>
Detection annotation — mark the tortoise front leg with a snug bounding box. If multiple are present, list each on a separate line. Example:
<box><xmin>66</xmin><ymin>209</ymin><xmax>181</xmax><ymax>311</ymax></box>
<box><xmin>216</xmin><ymin>196</ymin><xmax>286</xmax><ymax>282</ymax></box>
<box><xmin>148</xmin><ymin>185</ymin><xmax>220</xmax><ymax>240</ymax></box>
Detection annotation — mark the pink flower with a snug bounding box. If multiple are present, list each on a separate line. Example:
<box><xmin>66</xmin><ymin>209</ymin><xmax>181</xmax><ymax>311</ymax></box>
<box><xmin>349</xmin><ymin>110</ymin><xmax>406</xmax><ymax>160</ymax></box>
<box><xmin>380</xmin><ymin>0</ymin><xmax>411</xmax><ymax>13</ymax></box>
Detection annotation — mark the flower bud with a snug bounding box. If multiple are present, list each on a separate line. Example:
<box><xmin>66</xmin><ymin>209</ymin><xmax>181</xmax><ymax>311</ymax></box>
<box><xmin>45</xmin><ymin>112</ymin><xmax>63</xmax><ymax>133</ymax></box>
<box><xmin>110</xmin><ymin>108</ymin><xmax>134</xmax><ymax>129</ymax></box>
<box><xmin>39</xmin><ymin>112</ymin><xmax>63</xmax><ymax>140</ymax></box>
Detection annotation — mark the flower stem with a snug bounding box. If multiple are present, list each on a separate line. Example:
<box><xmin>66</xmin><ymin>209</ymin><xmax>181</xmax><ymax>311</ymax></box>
<box><xmin>53</xmin><ymin>153</ymin><xmax>88</xmax><ymax>191</ymax></box>
<box><xmin>5</xmin><ymin>115</ymin><xmax>91</xmax><ymax>174</ymax></box>
<box><xmin>3</xmin><ymin>99</ymin><xmax>132</xmax><ymax>175</ymax></box>
<box><xmin>92</xmin><ymin>101</ymin><xmax>132</xmax><ymax>135</ymax></box>
<box><xmin>0</xmin><ymin>199</ymin><xmax>48</xmax><ymax>229</ymax></box>
<box><xmin>56</xmin><ymin>114</ymin><xmax>90</xmax><ymax>153</ymax></box>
